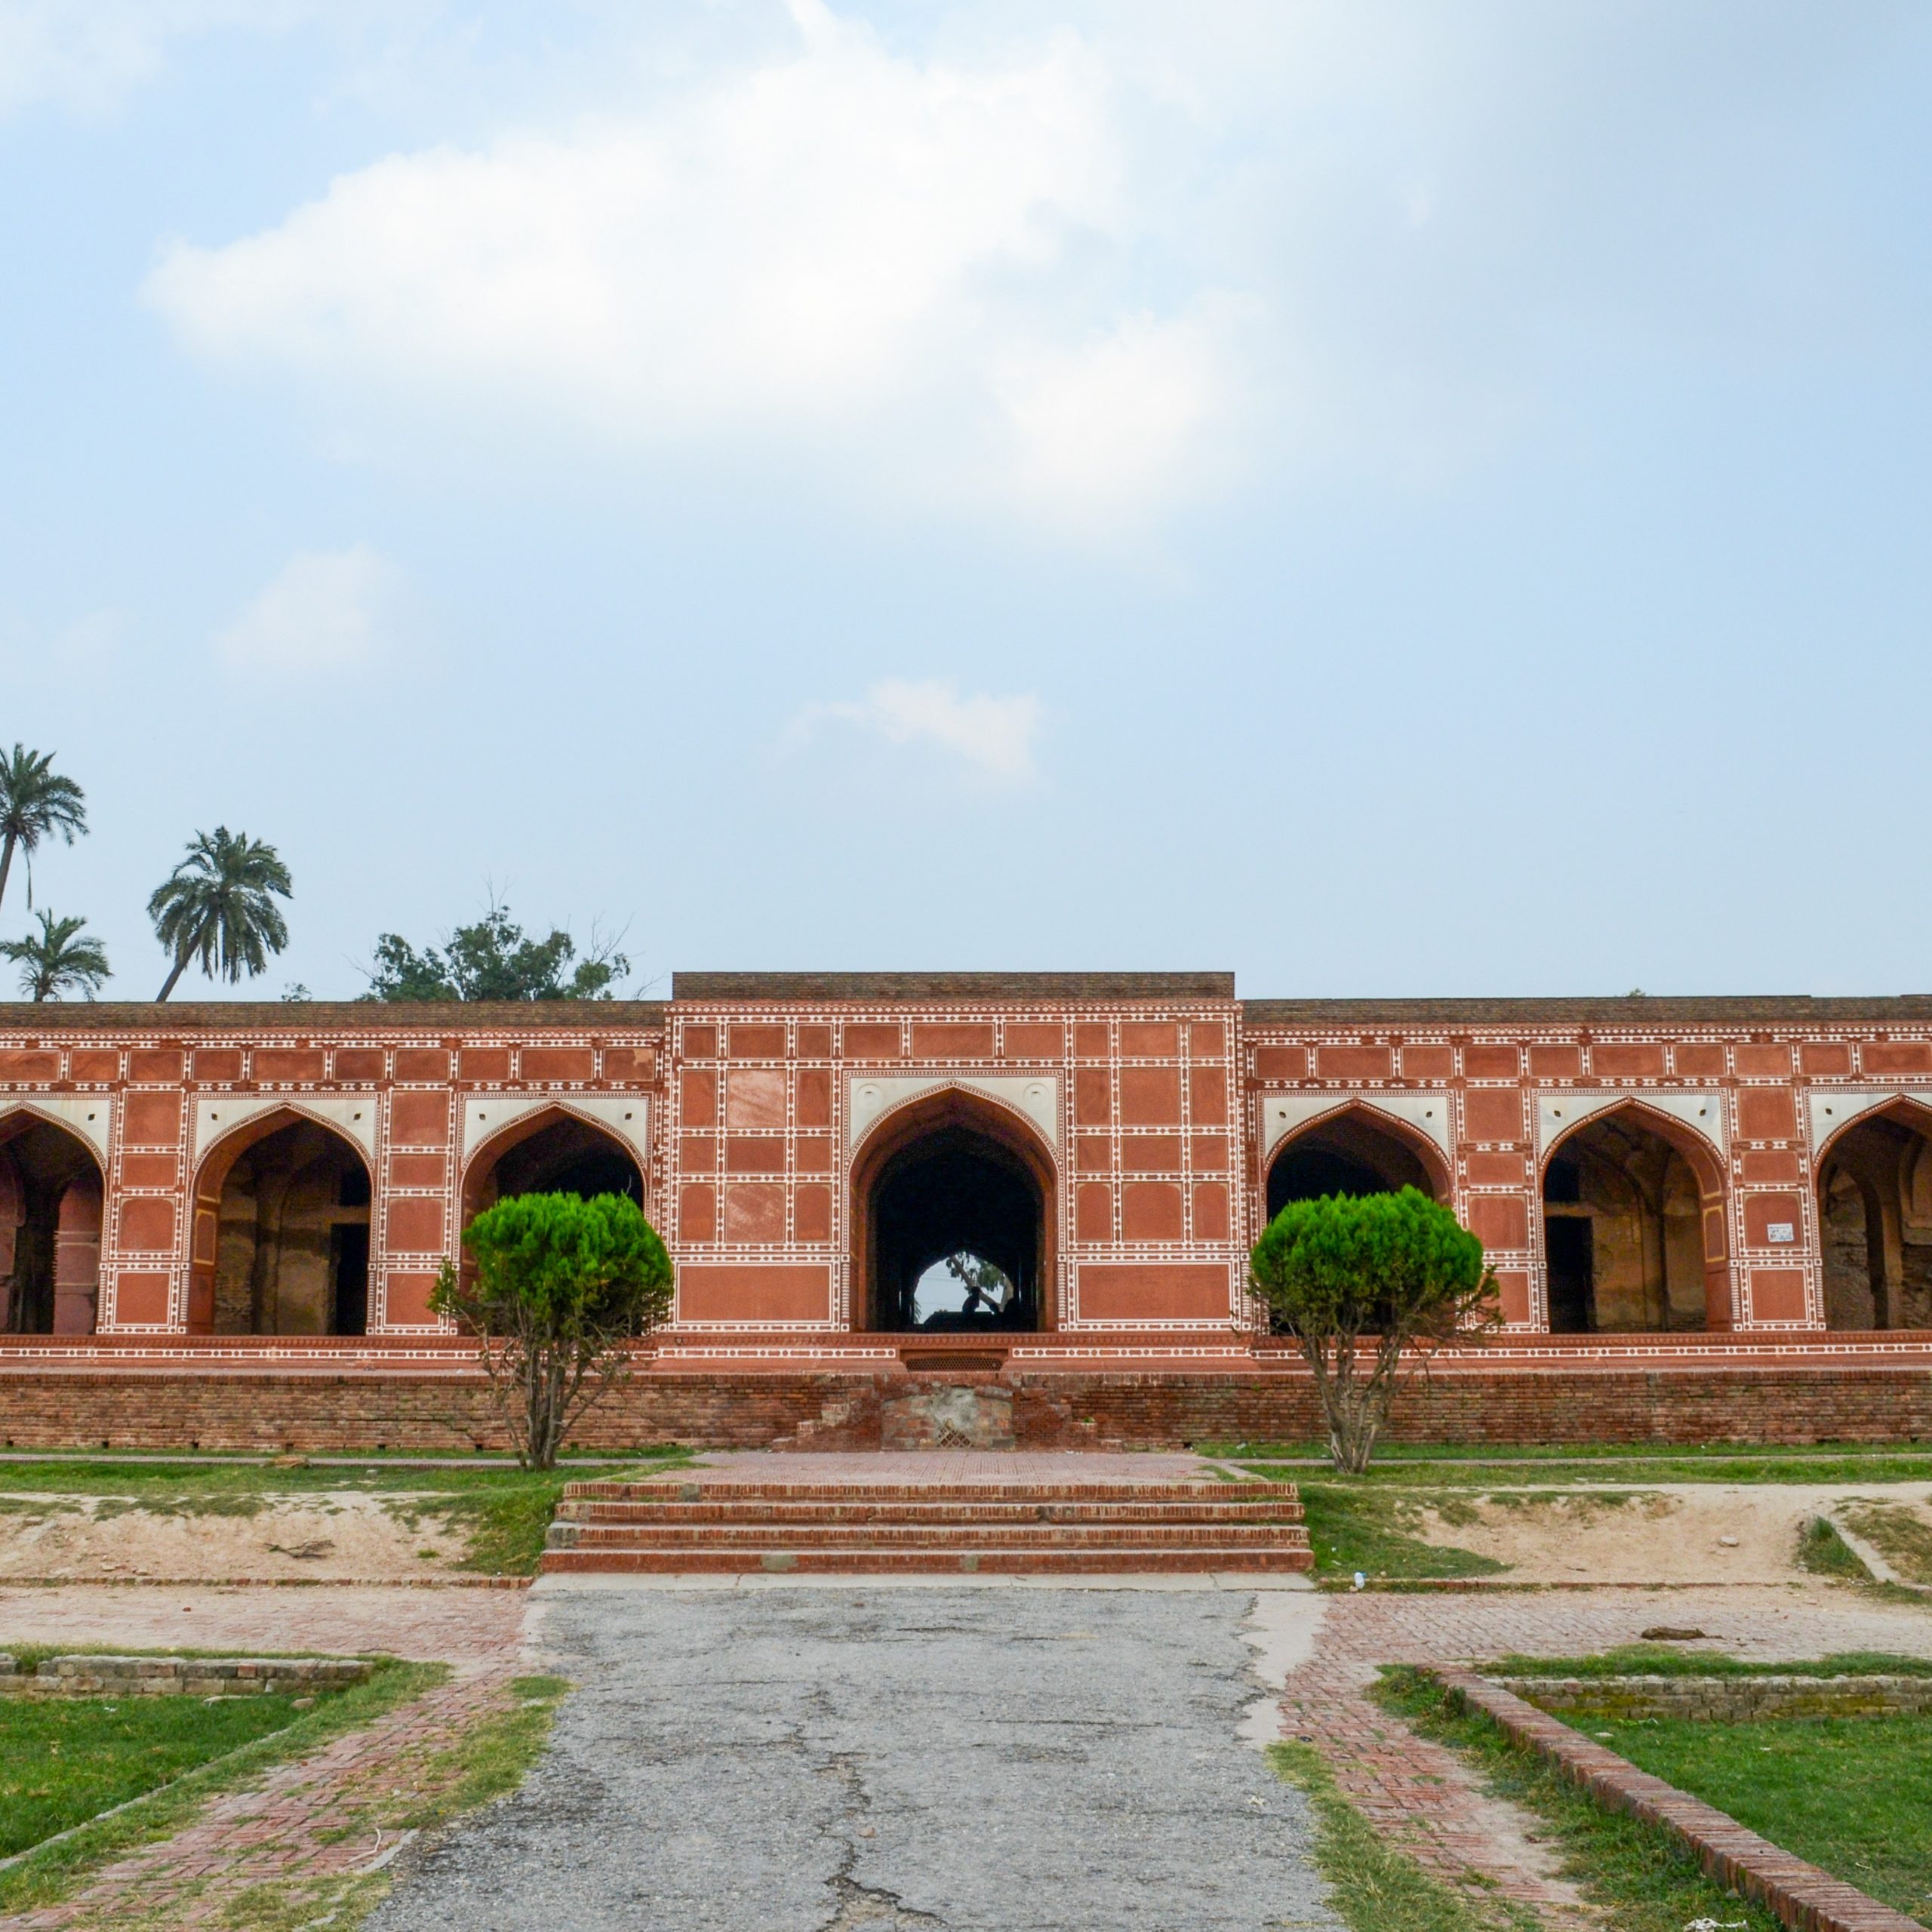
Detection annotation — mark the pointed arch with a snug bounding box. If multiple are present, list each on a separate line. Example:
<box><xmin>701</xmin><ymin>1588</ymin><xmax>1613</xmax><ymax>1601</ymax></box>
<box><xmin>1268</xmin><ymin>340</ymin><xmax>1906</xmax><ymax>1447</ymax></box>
<box><xmin>188</xmin><ymin>1106</ymin><xmax>373</xmax><ymax>1336</ymax></box>
<box><xmin>1262</xmin><ymin>1098</ymin><xmax>1453</xmax><ymax>1223</ymax></box>
<box><xmin>459</xmin><ymin>1101</ymin><xmax>648</xmax><ymax>1233</ymax></box>
<box><xmin>849</xmin><ymin>1084</ymin><xmax>1057</xmax><ymax>1333</ymax></box>
<box><xmin>1540</xmin><ymin>1098</ymin><xmax>1731</xmax><ymax>1332</ymax></box>
<box><xmin>0</xmin><ymin>1111</ymin><xmax>103</xmax><ymax>1335</ymax></box>
<box><xmin>1814</xmin><ymin>1094</ymin><xmax>1932</xmax><ymax>1331</ymax></box>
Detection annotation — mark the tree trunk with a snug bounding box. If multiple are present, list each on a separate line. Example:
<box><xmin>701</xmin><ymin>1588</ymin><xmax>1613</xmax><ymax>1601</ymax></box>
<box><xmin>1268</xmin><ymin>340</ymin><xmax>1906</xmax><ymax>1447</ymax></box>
<box><xmin>0</xmin><ymin>834</ymin><xmax>14</xmax><ymax>912</ymax></box>
<box><xmin>155</xmin><ymin>952</ymin><xmax>189</xmax><ymax>1001</ymax></box>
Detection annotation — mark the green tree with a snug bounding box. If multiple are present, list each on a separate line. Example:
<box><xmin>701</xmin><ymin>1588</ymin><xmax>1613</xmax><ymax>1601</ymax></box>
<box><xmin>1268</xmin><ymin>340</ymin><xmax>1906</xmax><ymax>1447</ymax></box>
<box><xmin>1249</xmin><ymin>1186</ymin><xmax>1498</xmax><ymax>1475</ymax></box>
<box><xmin>432</xmin><ymin>1192</ymin><xmax>673</xmax><ymax>1469</ymax></box>
<box><xmin>0</xmin><ymin>744</ymin><xmax>88</xmax><ymax>912</ymax></box>
<box><xmin>0</xmin><ymin>909</ymin><xmax>110</xmax><ymax>1002</ymax></box>
<box><xmin>148</xmin><ymin>826</ymin><xmax>292</xmax><ymax>1000</ymax></box>
<box><xmin>362</xmin><ymin>897</ymin><xmax>631</xmax><ymax>1002</ymax></box>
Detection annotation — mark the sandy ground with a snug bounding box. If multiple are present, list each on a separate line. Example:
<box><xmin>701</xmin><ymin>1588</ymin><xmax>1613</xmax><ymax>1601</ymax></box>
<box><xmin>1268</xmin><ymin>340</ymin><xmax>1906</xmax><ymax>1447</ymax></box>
<box><xmin>1415</xmin><ymin>1481</ymin><xmax>1932</xmax><ymax>1583</ymax></box>
<box><xmin>0</xmin><ymin>1491</ymin><xmax>469</xmax><ymax>1582</ymax></box>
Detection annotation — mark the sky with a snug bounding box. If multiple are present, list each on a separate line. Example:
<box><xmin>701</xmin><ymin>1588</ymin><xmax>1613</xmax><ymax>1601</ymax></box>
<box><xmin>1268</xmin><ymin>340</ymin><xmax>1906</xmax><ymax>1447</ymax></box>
<box><xmin>2</xmin><ymin>0</ymin><xmax>1928</xmax><ymax>1003</ymax></box>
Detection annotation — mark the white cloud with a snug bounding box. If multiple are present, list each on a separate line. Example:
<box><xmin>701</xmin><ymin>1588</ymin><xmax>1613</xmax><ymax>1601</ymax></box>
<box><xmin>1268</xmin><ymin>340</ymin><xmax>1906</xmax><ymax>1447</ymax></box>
<box><xmin>142</xmin><ymin>2</ymin><xmax>1249</xmax><ymax>530</ymax></box>
<box><xmin>792</xmin><ymin>678</ymin><xmax>1042</xmax><ymax>783</ymax></box>
<box><xmin>0</xmin><ymin>1</ymin><xmax>309</xmax><ymax>118</ymax></box>
<box><xmin>214</xmin><ymin>543</ymin><xmax>404</xmax><ymax>674</ymax></box>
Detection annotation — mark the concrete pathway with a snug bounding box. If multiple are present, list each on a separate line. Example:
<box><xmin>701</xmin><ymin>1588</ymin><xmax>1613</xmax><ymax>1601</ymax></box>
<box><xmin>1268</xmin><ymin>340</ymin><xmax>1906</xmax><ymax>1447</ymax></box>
<box><xmin>369</xmin><ymin>1580</ymin><xmax>1340</xmax><ymax>1932</ymax></box>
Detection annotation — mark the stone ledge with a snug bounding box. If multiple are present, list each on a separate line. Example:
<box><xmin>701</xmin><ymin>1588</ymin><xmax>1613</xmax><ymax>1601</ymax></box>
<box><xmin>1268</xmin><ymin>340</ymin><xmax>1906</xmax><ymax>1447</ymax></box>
<box><xmin>1500</xmin><ymin>1673</ymin><xmax>1932</xmax><ymax>1721</ymax></box>
<box><xmin>1435</xmin><ymin>1669</ymin><xmax>1924</xmax><ymax>1932</ymax></box>
<box><xmin>0</xmin><ymin>1654</ymin><xmax>373</xmax><ymax>1697</ymax></box>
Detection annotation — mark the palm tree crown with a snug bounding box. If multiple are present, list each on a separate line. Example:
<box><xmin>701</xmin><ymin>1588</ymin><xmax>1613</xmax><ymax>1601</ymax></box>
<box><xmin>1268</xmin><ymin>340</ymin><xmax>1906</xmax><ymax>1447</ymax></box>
<box><xmin>148</xmin><ymin>827</ymin><xmax>293</xmax><ymax>1001</ymax></box>
<box><xmin>0</xmin><ymin>745</ymin><xmax>88</xmax><ymax>911</ymax></box>
<box><xmin>0</xmin><ymin>910</ymin><xmax>111</xmax><ymax>1002</ymax></box>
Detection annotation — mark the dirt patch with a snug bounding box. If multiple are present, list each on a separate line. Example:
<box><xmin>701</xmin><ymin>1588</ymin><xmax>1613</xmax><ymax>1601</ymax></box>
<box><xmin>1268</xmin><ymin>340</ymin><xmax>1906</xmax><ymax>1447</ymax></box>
<box><xmin>0</xmin><ymin>1491</ymin><xmax>466</xmax><ymax>1582</ymax></box>
<box><xmin>1840</xmin><ymin>1497</ymin><xmax>1932</xmax><ymax>1584</ymax></box>
<box><xmin>1414</xmin><ymin>1483</ymin><xmax>1932</xmax><ymax>1585</ymax></box>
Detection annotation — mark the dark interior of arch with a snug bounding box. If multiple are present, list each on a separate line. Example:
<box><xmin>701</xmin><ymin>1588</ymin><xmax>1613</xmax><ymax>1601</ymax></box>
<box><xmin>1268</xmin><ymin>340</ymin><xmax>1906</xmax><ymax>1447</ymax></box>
<box><xmin>1</xmin><ymin>1121</ymin><xmax>100</xmax><ymax>1335</ymax></box>
<box><xmin>1265</xmin><ymin>1115</ymin><xmax>1435</xmax><ymax>1221</ymax></box>
<box><xmin>1817</xmin><ymin>1109</ymin><xmax>1932</xmax><ymax>1331</ymax></box>
<box><xmin>1541</xmin><ymin>1113</ymin><xmax>1707</xmax><ymax>1336</ymax></box>
<box><xmin>214</xmin><ymin>1120</ymin><xmax>371</xmax><ymax>1337</ymax></box>
<box><xmin>488</xmin><ymin>1117</ymin><xmax>644</xmax><ymax>1204</ymax></box>
<box><xmin>870</xmin><ymin>1124</ymin><xmax>1041</xmax><ymax>1331</ymax></box>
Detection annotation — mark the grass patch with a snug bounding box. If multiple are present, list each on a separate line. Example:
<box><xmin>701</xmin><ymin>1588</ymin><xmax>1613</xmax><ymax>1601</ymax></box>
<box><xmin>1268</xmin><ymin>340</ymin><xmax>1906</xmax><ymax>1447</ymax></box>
<box><xmin>1222</xmin><ymin>1441</ymin><xmax>1932</xmax><ymax>1487</ymax></box>
<box><xmin>1266</xmin><ymin>1740</ymin><xmax>1531</xmax><ymax>1932</ymax></box>
<box><xmin>1481</xmin><ymin>1645</ymin><xmax>1932</xmax><ymax>1680</ymax></box>
<box><xmin>0</xmin><ymin>1695</ymin><xmax>302</xmax><ymax>1859</ymax></box>
<box><xmin>1841</xmin><ymin>1500</ymin><xmax>1932</xmax><ymax>1584</ymax></box>
<box><xmin>1297</xmin><ymin>1483</ymin><xmax>1506</xmax><ymax>1583</ymax></box>
<box><xmin>0</xmin><ymin>1659</ymin><xmax>445</xmax><ymax>1916</ymax></box>
<box><xmin>1592</xmin><ymin>1711</ymin><xmax>1932</xmax><ymax>1923</ymax></box>
<box><xmin>1374</xmin><ymin>1667</ymin><xmax>1782</xmax><ymax>1932</ymax></box>
<box><xmin>1798</xmin><ymin>1514</ymin><xmax>1874</xmax><ymax>1580</ymax></box>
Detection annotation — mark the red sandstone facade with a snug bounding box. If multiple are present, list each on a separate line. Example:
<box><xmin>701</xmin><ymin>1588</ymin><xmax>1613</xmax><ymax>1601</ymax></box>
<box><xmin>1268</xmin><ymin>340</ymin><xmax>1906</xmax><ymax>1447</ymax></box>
<box><xmin>3</xmin><ymin>973</ymin><xmax>1930</xmax><ymax>1447</ymax></box>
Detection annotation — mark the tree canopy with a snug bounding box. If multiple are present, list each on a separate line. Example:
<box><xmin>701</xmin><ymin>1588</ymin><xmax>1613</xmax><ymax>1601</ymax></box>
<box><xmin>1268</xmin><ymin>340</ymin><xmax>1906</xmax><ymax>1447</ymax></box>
<box><xmin>148</xmin><ymin>826</ymin><xmax>293</xmax><ymax>1000</ymax></box>
<box><xmin>0</xmin><ymin>909</ymin><xmax>110</xmax><ymax>1002</ymax></box>
<box><xmin>1250</xmin><ymin>1186</ymin><xmax>1497</xmax><ymax>1473</ymax></box>
<box><xmin>0</xmin><ymin>744</ymin><xmax>88</xmax><ymax>912</ymax></box>
<box><xmin>432</xmin><ymin>1191</ymin><xmax>672</xmax><ymax>1469</ymax></box>
<box><xmin>362</xmin><ymin>900</ymin><xmax>631</xmax><ymax>1002</ymax></box>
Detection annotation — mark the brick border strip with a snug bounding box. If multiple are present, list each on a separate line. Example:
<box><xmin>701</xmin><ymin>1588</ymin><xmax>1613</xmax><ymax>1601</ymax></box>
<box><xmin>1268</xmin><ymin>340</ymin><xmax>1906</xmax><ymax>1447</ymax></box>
<box><xmin>1434</xmin><ymin>1670</ymin><xmax>1924</xmax><ymax>1932</ymax></box>
<box><xmin>0</xmin><ymin>1574</ymin><xmax>531</xmax><ymax>1589</ymax></box>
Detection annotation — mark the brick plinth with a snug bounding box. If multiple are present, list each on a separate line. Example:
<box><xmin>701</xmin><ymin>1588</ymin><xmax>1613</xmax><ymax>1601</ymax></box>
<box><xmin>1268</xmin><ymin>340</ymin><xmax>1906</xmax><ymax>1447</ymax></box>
<box><xmin>3</xmin><ymin>1350</ymin><xmax>1932</xmax><ymax>1451</ymax></box>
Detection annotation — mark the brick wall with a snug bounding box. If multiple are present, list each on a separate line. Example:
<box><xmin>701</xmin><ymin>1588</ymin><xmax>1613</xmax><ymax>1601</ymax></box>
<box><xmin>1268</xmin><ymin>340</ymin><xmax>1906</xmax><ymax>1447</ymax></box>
<box><xmin>5</xmin><ymin>1361</ymin><xmax>1930</xmax><ymax>1452</ymax></box>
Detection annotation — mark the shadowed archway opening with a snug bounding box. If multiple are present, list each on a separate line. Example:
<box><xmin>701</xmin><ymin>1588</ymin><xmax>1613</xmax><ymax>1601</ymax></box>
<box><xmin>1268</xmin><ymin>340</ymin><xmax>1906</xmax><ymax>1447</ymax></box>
<box><xmin>1263</xmin><ymin>1108</ymin><xmax>1448</xmax><ymax>1223</ymax></box>
<box><xmin>1818</xmin><ymin>1101</ymin><xmax>1932</xmax><ymax>1331</ymax></box>
<box><xmin>853</xmin><ymin>1092</ymin><xmax>1054</xmax><ymax>1334</ymax></box>
<box><xmin>201</xmin><ymin>1118</ymin><xmax>372</xmax><ymax>1336</ymax></box>
<box><xmin>1542</xmin><ymin>1106</ymin><xmax>1727</xmax><ymax>1334</ymax></box>
<box><xmin>0</xmin><ymin>1116</ymin><xmax>102</xmax><ymax>1335</ymax></box>
<box><xmin>462</xmin><ymin>1111</ymin><xmax>645</xmax><ymax>1232</ymax></box>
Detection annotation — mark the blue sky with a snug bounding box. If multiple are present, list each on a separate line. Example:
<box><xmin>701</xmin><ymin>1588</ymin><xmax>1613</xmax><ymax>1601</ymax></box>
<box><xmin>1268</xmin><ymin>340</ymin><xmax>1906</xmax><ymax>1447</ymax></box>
<box><xmin>2</xmin><ymin>1</ymin><xmax>1928</xmax><ymax>1001</ymax></box>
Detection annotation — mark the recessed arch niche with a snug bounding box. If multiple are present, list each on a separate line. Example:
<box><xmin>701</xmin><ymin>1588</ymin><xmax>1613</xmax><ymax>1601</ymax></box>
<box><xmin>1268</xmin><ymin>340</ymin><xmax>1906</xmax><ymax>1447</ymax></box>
<box><xmin>850</xmin><ymin>1087</ymin><xmax>1056</xmax><ymax>1333</ymax></box>
<box><xmin>1815</xmin><ymin>1096</ymin><xmax>1932</xmax><ymax>1331</ymax></box>
<box><xmin>0</xmin><ymin>1109</ymin><xmax>103</xmax><ymax>1335</ymax></box>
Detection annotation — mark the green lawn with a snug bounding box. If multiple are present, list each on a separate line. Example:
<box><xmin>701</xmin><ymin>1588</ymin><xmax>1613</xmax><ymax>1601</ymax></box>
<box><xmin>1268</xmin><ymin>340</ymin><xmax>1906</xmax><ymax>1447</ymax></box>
<box><xmin>1374</xmin><ymin>1667</ymin><xmax>1783</xmax><ymax>1932</ymax></box>
<box><xmin>1294</xmin><ymin>1482</ymin><xmax>1505</xmax><ymax>1583</ymax></box>
<box><xmin>0</xmin><ymin>1694</ymin><xmax>302</xmax><ymax>1858</ymax></box>
<box><xmin>1221</xmin><ymin>1442</ymin><xmax>1932</xmax><ymax>1487</ymax></box>
<box><xmin>1592</xmin><ymin>1712</ymin><xmax>1932</xmax><ymax>1924</ymax></box>
<box><xmin>1482</xmin><ymin>1644</ymin><xmax>1932</xmax><ymax>1681</ymax></box>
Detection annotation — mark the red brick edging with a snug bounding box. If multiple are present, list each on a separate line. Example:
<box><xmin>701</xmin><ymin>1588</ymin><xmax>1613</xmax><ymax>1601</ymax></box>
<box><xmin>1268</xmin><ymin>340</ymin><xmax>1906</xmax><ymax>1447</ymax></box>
<box><xmin>1435</xmin><ymin>1670</ymin><xmax>1924</xmax><ymax>1932</ymax></box>
<box><xmin>0</xmin><ymin>1574</ymin><xmax>531</xmax><ymax>1589</ymax></box>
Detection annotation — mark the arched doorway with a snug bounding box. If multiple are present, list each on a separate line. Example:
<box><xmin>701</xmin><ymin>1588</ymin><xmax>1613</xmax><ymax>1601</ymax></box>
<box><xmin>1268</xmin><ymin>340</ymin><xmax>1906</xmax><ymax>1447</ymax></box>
<box><xmin>0</xmin><ymin>1115</ymin><xmax>102</xmax><ymax>1335</ymax></box>
<box><xmin>461</xmin><ymin>1108</ymin><xmax>646</xmax><ymax>1230</ymax></box>
<box><xmin>1263</xmin><ymin>1106</ymin><xmax>1451</xmax><ymax>1223</ymax></box>
<box><xmin>192</xmin><ymin>1114</ymin><xmax>373</xmax><ymax>1336</ymax></box>
<box><xmin>1541</xmin><ymin>1105</ymin><xmax>1727</xmax><ymax>1334</ymax></box>
<box><xmin>1817</xmin><ymin>1100</ymin><xmax>1932</xmax><ymax>1331</ymax></box>
<box><xmin>852</xmin><ymin>1091</ymin><xmax>1054</xmax><ymax>1333</ymax></box>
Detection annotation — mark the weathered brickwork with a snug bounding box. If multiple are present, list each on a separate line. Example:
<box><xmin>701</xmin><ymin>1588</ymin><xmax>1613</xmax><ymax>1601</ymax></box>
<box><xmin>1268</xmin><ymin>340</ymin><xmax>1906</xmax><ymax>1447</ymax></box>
<box><xmin>2</xmin><ymin>978</ymin><xmax>1930</xmax><ymax>1444</ymax></box>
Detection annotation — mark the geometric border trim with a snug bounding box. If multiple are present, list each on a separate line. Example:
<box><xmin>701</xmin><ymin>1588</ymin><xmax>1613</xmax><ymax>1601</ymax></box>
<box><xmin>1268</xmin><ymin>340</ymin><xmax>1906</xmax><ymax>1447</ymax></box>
<box><xmin>1807</xmin><ymin>1085</ymin><xmax>1932</xmax><ymax>1153</ymax></box>
<box><xmin>193</xmin><ymin>1092</ymin><xmax>378</xmax><ymax>1166</ymax></box>
<box><xmin>459</xmin><ymin>1091</ymin><xmax>651</xmax><ymax>1170</ymax></box>
<box><xmin>1258</xmin><ymin>1089</ymin><xmax>1454</xmax><ymax>1163</ymax></box>
<box><xmin>0</xmin><ymin>1092</ymin><xmax>113</xmax><ymax>1165</ymax></box>
<box><xmin>846</xmin><ymin>1073</ymin><xmax>1061</xmax><ymax>1156</ymax></box>
<box><xmin>1535</xmin><ymin>1088</ymin><xmax>1726</xmax><ymax>1158</ymax></box>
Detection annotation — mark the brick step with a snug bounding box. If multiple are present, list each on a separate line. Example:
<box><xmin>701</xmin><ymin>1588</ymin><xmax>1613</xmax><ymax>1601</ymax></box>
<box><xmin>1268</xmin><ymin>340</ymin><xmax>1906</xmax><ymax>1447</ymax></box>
<box><xmin>551</xmin><ymin>1521</ymin><xmax>1309</xmax><ymax>1551</ymax></box>
<box><xmin>555</xmin><ymin>1499</ymin><xmax>1303</xmax><ymax>1527</ymax></box>
<box><xmin>564</xmin><ymin>1481</ymin><xmax>1298</xmax><ymax>1504</ymax></box>
<box><xmin>540</xmin><ymin>1545</ymin><xmax>1315</xmax><ymax>1576</ymax></box>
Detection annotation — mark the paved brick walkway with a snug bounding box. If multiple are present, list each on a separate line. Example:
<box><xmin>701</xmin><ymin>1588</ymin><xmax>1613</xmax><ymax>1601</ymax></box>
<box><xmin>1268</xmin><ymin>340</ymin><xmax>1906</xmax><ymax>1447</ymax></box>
<box><xmin>0</xmin><ymin>1583</ymin><xmax>526</xmax><ymax>1660</ymax></box>
<box><xmin>1275</xmin><ymin>1584</ymin><xmax>1932</xmax><ymax>1928</ymax></box>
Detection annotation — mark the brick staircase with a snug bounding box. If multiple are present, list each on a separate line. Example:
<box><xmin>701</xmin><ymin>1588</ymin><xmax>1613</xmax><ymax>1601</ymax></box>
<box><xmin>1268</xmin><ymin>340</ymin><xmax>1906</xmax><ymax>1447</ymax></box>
<box><xmin>541</xmin><ymin>1475</ymin><xmax>1313</xmax><ymax>1575</ymax></box>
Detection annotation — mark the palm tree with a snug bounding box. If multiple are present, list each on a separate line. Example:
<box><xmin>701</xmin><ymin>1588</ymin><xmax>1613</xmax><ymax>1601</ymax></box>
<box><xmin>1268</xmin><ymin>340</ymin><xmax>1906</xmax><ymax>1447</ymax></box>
<box><xmin>0</xmin><ymin>910</ymin><xmax>111</xmax><ymax>1002</ymax></box>
<box><xmin>0</xmin><ymin>745</ymin><xmax>88</xmax><ymax>912</ymax></box>
<box><xmin>148</xmin><ymin>827</ymin><xmax>293</xmax><ymax>1001</ymax></box>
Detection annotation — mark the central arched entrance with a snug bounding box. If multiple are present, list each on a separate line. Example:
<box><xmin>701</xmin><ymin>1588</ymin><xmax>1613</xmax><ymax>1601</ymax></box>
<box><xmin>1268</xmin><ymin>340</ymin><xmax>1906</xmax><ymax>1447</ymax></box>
<box><xmin>1264</xmin><ymin>1105</ymin><xmax>1451</xmax><ymax>1222</ymax></box>
<box><xmin>852</xmin><ymin>1091</ymin><xmax>1054</xmax><ymax>1333</ymax></box>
